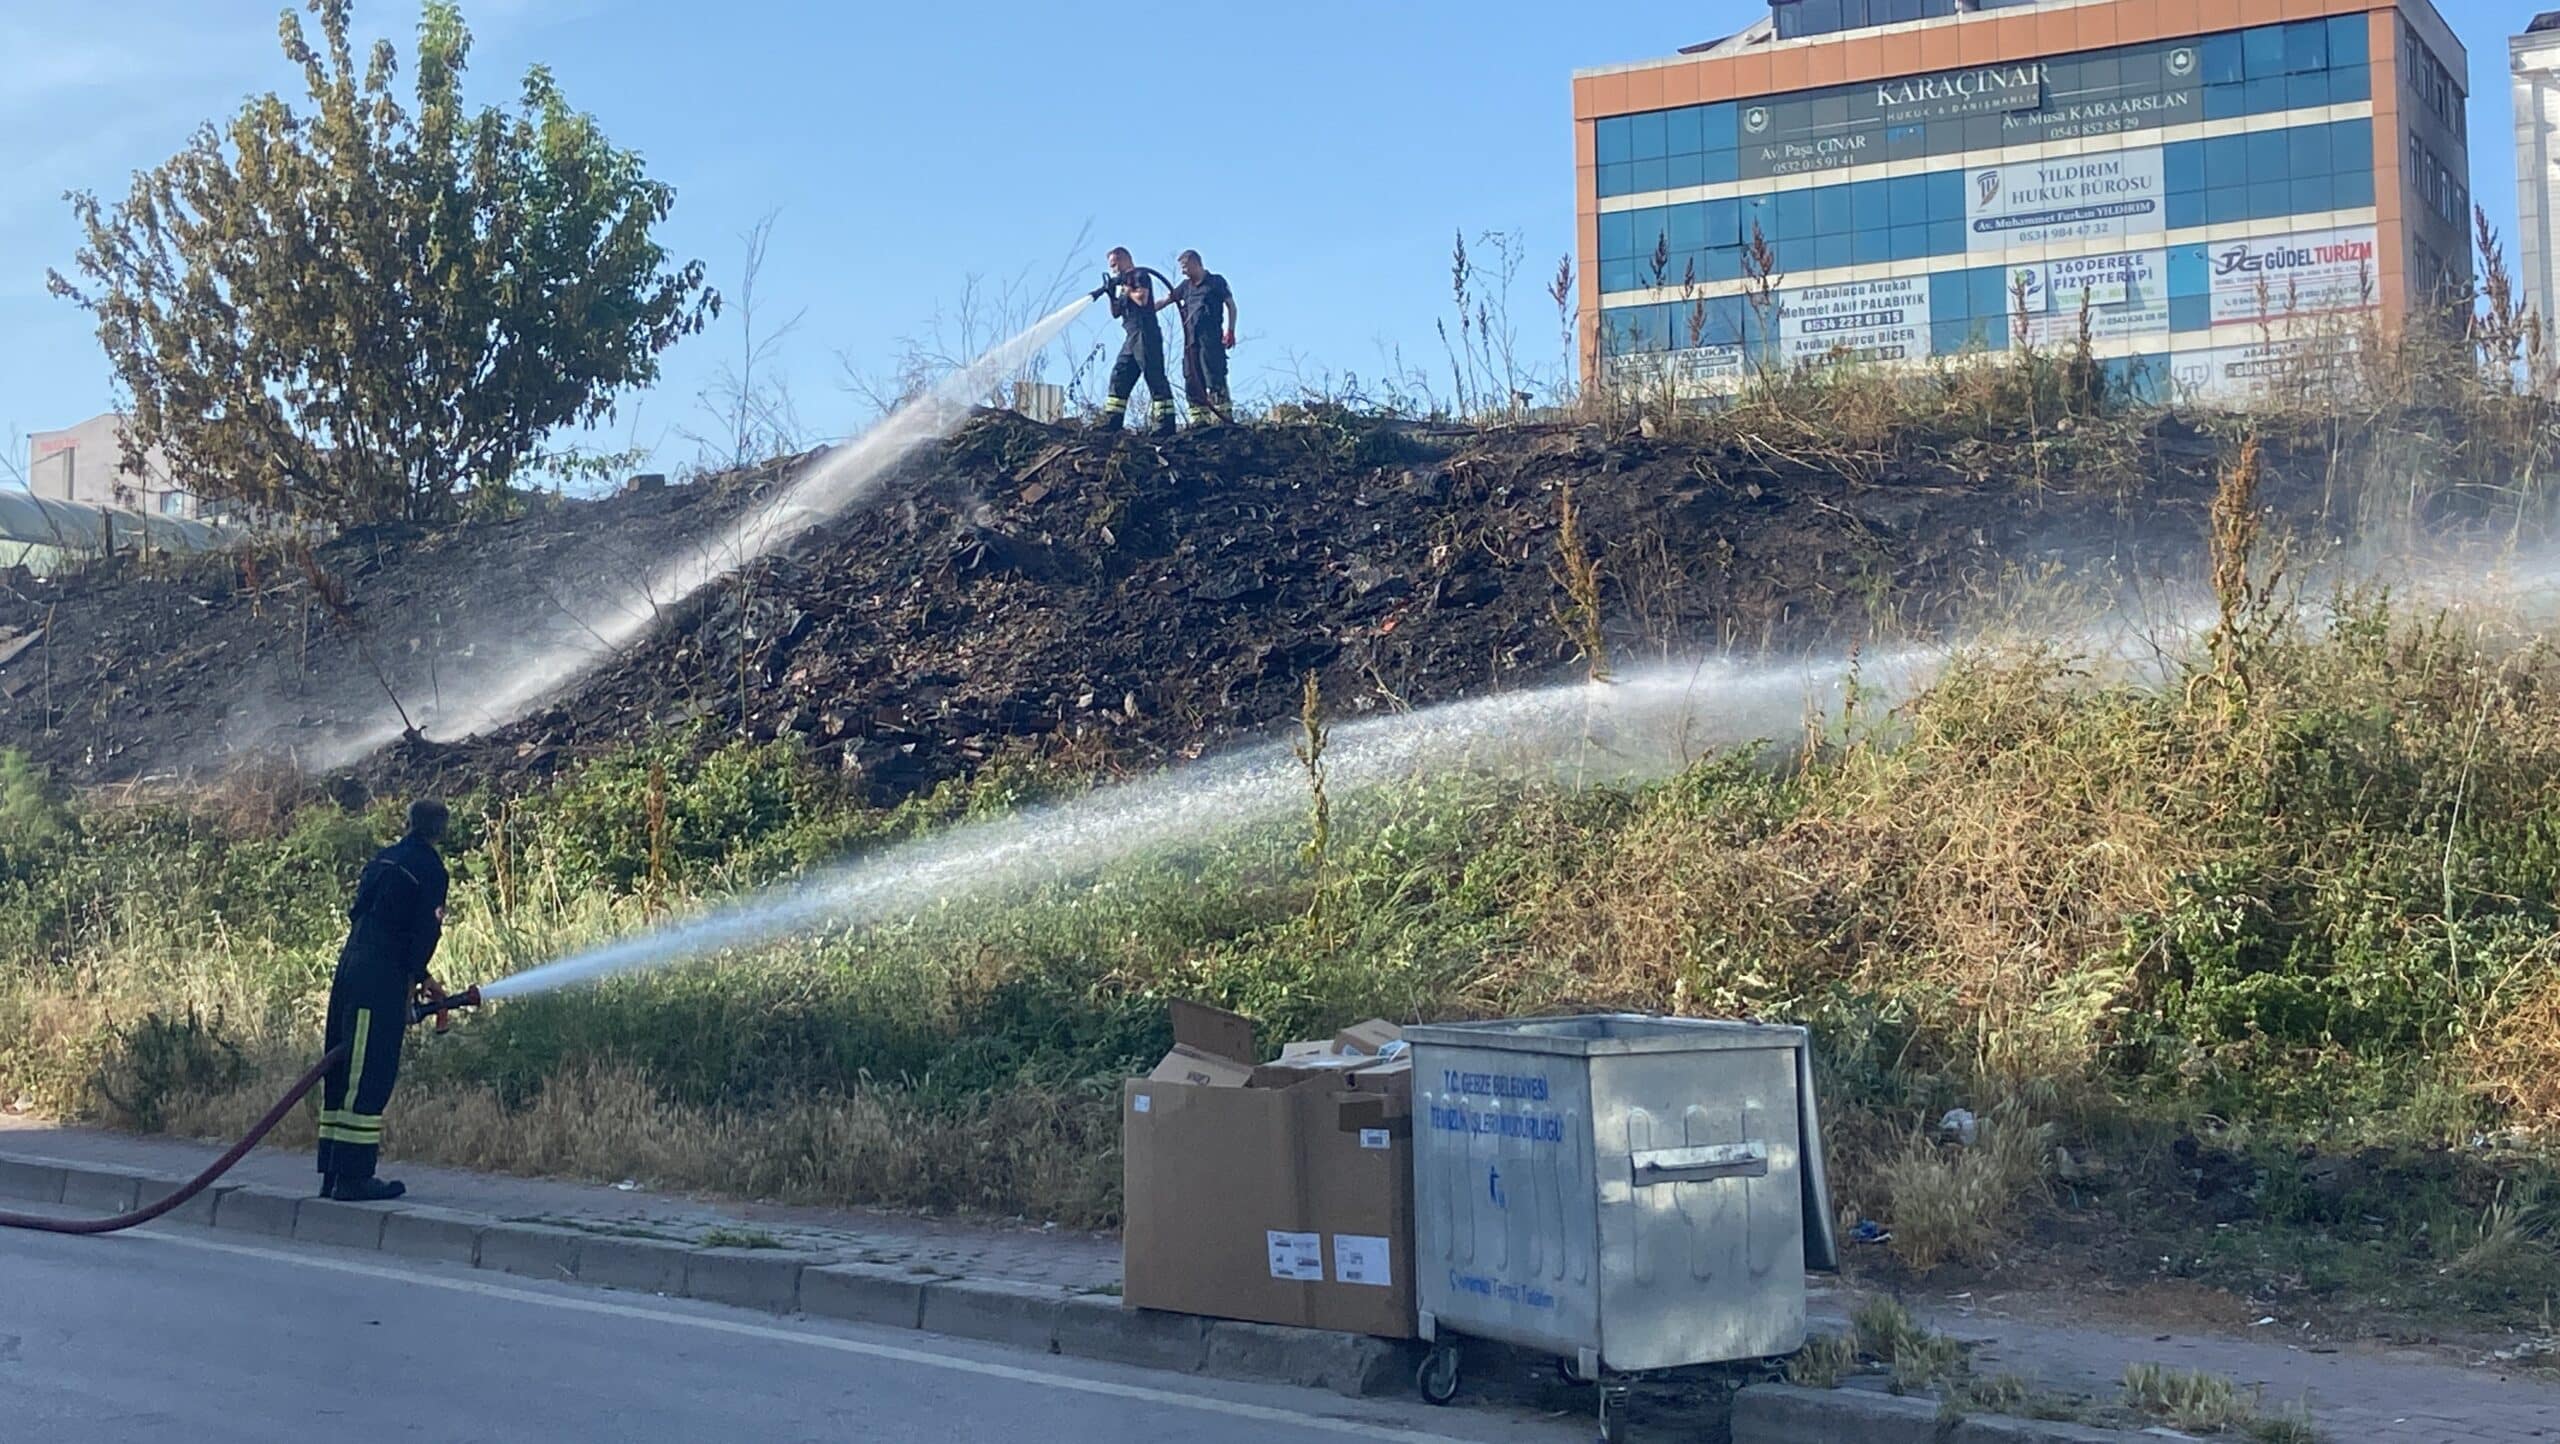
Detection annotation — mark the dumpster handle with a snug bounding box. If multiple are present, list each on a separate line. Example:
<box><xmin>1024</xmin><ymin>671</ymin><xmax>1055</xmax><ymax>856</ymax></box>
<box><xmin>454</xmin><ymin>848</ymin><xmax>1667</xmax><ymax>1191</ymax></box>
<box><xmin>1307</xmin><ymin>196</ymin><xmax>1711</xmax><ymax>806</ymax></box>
<box><xmin>1630</xmin><ymin>1140</ymin><xmax>1768</xmax><ymax>1186</ymax></box>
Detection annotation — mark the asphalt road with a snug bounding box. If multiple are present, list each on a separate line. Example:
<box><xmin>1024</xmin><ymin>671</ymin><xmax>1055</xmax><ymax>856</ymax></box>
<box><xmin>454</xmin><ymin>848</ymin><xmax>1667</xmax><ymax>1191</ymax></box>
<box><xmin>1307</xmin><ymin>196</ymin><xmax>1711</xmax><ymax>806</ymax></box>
<box><xmin>0</xmin><ymin>1222</ymin><xmax>1580</xmax><ymax>1444</ymax></box>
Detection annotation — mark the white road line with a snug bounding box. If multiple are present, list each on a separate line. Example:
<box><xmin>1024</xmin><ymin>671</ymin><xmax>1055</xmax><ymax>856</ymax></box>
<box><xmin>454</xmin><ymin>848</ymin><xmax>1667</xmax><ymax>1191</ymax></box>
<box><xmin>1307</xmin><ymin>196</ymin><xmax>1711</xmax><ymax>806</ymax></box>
<box><xmin>115</xmin><ymin>1227</ymin><xmax>1476</xmax><ymax>1443</ymax></box>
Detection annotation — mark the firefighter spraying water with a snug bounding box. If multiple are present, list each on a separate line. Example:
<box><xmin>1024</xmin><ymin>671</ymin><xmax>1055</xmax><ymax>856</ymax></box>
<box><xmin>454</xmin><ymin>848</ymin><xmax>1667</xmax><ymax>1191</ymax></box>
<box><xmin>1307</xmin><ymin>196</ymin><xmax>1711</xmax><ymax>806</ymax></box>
<box><xmin>0</xmin><ymin>796</ymin><xmax>482</xmax><ymax>1235</ymax></box>
<box><xmin>316</xmin><ymin>798</ymin><xmax>456</xmax><ymax>1203</ymax></box>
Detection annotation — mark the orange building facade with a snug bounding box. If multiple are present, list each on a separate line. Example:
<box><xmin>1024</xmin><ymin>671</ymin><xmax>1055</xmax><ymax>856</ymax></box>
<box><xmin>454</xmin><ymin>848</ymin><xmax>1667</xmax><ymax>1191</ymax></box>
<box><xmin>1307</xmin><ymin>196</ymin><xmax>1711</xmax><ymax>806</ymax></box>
<box><xmin>1573</xmin><ymin>0</ymin><xmax>2470</xmax><ymax>400</ymax></box>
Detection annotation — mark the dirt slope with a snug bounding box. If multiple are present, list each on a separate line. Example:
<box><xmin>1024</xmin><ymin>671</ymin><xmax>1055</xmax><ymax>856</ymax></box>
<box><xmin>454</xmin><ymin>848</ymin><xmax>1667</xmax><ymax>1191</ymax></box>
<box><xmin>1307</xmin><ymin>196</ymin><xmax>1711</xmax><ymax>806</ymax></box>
<box><xmin>0</xmin><ymin>411</ymin><xmax>2290</xmax><ymax>803</ymax></box>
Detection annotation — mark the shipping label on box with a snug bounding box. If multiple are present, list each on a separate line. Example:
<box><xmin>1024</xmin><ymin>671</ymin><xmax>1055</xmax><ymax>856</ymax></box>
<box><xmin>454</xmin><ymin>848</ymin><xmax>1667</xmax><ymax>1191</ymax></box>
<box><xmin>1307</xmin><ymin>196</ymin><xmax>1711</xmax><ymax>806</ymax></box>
<box><xmin>1333</xmin><ymin>1234</ymin><xmax>1393</xmax><ymax>1287</ymax></box>
<box><xmin>1267</xmin><ymin>1230</ymin><xmax>1325</xmax><ymax>1282</ymax></box>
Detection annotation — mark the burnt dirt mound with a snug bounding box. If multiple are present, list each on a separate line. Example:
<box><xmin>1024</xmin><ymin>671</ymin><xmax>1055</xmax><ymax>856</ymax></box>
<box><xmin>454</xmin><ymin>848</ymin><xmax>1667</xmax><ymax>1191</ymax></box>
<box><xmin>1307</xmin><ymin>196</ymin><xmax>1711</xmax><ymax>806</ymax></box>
<box><xmin>0</xmin><ymin>411</ymin><xmax>2347</xmax><ymax>804</ymax></box>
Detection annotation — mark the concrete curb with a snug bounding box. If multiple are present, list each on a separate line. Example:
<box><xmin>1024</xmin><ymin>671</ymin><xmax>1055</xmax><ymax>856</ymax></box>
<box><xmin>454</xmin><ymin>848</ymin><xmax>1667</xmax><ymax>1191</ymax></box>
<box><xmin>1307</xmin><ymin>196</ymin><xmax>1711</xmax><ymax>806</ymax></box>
<box><xmin>920</xmin><ymin>1276</ymin><xmax>1066</xmax><ymax>1353</ymax></box>
<box><xmin>0</xmin><ymin>1153</ymin><xmax>1418</xmax><ymax>1405</ymax></box>
<box><xmin>58</xmin><ymin>1164</ymin><xmax>147</xmax><ymax>1214</ymax></box>
<box><xmin>478</xmin><ymin>1220</ymin><xmax>588</xmax><ymax>1281</ymax></box>
<box><xmin>212</xmin><ymin>1185</ymin><xmax>300</xmax><ymax>1237</ymax></box>
<box><xmin>686</xmin><ymin>1247</ymin><xmax>823</xmax><ymax>1314</ymax></box>
<box><xmin>0</xmin><ymin>1158</ymin><xmax>67</xmax><ymax>1205</ymax></box>
<box><xmin>164</xmin><ymin>1183</ymin><xmax>231</xmax><ymax>1229</ymax></box>
<box><xmin>1200</xmin><ymin>1319</ymin><xmax>1414</xmax><ymax>1399</ymax></box>
<box><xmin>801</xmin><ymin>1262</ymin><xmax>927</xmax><ymax>1329</ymax></box>
<box><xmin>1056</xmin><ymin>1295</ymin><xmax>1207</xmax><ymax>1373</ymax></box>
<box><xmin>380</xmin><ymin>1206</ymin><xmax>484</xmax><ymax>1266</ymax></box>
<box><xmin>294</xmin><ymin>1196</ymin><xmax>394</xmax><ymax>1251</ymax></box>
<box><xmin>1731</xmin><ymin>1385</ymin><xmax>2164</xmax><ymax>1444</ymax></box>
<box><xmin>577</xmin><ymin>1234</ymin><xmax>693</xmax><ymax>1296</ymax></box>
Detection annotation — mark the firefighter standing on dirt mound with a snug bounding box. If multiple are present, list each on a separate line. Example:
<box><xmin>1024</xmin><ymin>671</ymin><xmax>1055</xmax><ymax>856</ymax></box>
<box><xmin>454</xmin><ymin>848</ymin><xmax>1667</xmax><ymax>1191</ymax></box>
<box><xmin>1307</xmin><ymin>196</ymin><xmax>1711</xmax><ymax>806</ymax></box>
<box><xmin>1090</xmin><ymin>246</ymin><xmax>1177</xmax><ymax>437</ymax></box>
<box><xmin>316</xmin><ymin>798</ymin><xmax>452</xmax><ymax>1202</ymax></box>
<box><xmin>1162</xmin><ymin>249</ymin><xmax>1238</xmax><ymax>427</ymax></box>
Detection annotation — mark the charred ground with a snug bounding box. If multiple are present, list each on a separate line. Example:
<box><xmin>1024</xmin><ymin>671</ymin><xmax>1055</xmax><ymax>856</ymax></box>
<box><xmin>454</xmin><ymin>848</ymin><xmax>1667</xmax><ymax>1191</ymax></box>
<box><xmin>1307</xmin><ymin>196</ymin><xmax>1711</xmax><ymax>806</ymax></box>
<box><xmin>0</xmin><ymin>409</ymin><xmax>2341</xmax><ymax>801</ymax></box>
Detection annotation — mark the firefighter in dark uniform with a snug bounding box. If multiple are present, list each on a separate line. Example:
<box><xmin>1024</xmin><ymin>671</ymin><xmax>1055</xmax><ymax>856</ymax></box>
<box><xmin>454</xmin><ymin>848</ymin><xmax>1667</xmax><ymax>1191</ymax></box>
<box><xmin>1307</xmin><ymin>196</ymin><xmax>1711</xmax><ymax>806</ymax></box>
<box><xmin>317</xmin><ymin>798</ymin><xmax>452</xmax><ymax>1202</ymax></box>
<box><xmin>1163</xmin><ymin>250</ymin><xmax>1239</xmax><ymax>427</ymax></box>
<box><xmin>1090</xmin><ymin>246</ymin><xmax>1177</xmax><ymax>437</ymax></box>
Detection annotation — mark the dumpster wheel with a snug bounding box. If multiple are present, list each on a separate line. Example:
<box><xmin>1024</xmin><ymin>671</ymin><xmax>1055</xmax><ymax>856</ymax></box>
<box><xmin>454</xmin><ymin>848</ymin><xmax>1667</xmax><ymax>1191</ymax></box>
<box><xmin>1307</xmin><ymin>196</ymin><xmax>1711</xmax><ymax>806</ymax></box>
<box><xmin>1416</xmin><ymin>1342</ymin><xmax>1461</xmax><ymax>1405</ymax></box>
<box><xmin>1595</xmin><ymin>1382</ymin><xmax>1631</xmax><ymax>1443</ymax></box>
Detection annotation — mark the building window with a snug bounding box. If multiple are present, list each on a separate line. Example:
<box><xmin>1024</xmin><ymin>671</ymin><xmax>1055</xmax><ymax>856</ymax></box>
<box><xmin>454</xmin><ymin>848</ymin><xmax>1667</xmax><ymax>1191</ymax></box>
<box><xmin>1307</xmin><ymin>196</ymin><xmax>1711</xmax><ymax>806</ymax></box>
<box><xmin>1594</xmin><ymin>18</ymin><xmax>2379</xmax><ymax>201</ymax></box>
<box><xmin>2408</xmin><ymin>132</ymin><xmax>2466</xmax><ymax>230</ymax></box>
<box><xmin>2401</xmin><ymin>22</ymin><xmax>2464</xmax><ymax>139</ymax></box>
<box><xmin>159</xmin><ymin>492</ymin><xmax>188</xmax><ymax>517</ymax></box>
<box><xmin>1599</xmin><ymin>117</ymin><xmax>2374</xmax><ymax>296</ymax></box>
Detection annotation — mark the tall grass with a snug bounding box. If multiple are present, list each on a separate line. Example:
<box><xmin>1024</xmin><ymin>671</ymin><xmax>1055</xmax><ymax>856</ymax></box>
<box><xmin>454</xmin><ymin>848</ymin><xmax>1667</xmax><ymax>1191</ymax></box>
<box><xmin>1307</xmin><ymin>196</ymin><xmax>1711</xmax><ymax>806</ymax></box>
<box><xmin>10</xmin><ymin>575</ymin><xmax>2560</xmax><ymax>1251</ymax></box>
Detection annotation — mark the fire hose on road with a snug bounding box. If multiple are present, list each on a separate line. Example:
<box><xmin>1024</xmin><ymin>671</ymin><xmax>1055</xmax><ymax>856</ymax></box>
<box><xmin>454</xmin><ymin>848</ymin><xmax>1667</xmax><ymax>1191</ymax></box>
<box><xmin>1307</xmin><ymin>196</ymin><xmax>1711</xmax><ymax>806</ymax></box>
<box><xmin>0</xmin><ymin>986</ymin><xmax>481</xmax><ymax>1236</ymax></box>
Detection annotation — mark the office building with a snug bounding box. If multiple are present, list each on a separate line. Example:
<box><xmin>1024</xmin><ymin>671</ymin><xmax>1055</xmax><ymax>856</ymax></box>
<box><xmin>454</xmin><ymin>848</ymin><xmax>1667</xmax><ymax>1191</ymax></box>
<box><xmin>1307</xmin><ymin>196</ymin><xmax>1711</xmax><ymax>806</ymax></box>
<box><xmin>1574</xmin><ymin>0</ymin><xmax>2471</xmax><ymax>401</ymax></box>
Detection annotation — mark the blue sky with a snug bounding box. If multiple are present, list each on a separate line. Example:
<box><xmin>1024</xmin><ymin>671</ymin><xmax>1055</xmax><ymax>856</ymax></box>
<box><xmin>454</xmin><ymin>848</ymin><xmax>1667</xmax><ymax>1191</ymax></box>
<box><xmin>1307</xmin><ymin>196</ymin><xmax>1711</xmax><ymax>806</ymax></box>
<box><xmin>0</xmin><ymin>1</ymin><xmax>2523</xmax><ymax>477</ymax></box>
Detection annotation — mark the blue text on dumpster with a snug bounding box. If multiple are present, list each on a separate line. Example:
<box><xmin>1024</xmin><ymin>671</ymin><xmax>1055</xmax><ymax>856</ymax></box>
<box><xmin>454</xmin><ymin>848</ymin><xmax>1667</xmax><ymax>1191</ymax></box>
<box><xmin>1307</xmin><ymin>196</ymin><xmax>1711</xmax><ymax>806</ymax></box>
<box><xmin>1431</xmin><ymin>1071</ymin><xmax>1564</xmax><ymax>1142</ymax></box>
<box><xmin>1449</xmin><ymin>1270</ymin><xmax>1559</xmax><ymax>1310</ymax></box>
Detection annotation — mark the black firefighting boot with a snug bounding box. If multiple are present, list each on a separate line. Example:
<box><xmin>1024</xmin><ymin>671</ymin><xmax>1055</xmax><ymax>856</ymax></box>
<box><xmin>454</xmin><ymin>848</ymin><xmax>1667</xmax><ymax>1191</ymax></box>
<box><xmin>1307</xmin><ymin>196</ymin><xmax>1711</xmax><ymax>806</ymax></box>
<box><xmin>329</xmin><ymin>1176</ymin><xmax>407</xmax><ymax>1202</ymax></box>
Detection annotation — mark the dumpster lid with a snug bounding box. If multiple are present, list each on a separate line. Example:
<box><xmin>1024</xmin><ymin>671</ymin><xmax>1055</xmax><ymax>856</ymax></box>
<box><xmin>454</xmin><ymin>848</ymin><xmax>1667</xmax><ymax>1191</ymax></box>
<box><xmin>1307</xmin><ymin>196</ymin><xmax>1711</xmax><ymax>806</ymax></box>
<box><xmin>1400</xmin><ymin>1013</ymin><xmax>1807</xmax><ymax>1058</ymax></box>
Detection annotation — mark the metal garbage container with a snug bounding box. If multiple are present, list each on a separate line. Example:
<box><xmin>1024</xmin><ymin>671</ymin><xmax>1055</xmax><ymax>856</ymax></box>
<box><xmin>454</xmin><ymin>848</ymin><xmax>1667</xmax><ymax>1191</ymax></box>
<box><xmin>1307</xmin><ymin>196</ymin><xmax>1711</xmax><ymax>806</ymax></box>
<box><xmin>1406</xmin><ymin>1014</ymin><xmax>1836</xmax><ymax>1416</ymax></box>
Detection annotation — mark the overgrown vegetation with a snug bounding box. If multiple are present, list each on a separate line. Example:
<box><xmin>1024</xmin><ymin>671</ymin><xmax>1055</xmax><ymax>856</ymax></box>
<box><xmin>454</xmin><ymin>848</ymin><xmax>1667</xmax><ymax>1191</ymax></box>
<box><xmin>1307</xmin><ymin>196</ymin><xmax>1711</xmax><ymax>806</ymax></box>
<box><xmin>11</xmin><ymin>533</ymin><xmax>2560</xmax><ymax>1331</ymax></box>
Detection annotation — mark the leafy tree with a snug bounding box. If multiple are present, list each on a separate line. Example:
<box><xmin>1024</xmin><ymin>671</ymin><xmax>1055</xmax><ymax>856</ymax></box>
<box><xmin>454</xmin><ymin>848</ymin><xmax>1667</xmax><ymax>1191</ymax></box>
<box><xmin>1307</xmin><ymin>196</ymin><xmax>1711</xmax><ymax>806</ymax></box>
<box><xmin>48</xmin><ymin>0</ymin><xmax>717</xmax><ymax>524</ymax></box>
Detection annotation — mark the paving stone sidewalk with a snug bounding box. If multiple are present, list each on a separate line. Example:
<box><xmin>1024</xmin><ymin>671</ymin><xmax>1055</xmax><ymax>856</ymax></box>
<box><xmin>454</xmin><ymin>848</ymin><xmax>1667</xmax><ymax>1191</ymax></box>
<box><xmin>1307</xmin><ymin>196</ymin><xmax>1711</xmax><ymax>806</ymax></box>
<box><xmin>1889</xmin><ymin>1297</ymin><xmax>2560</xmax><ymax>1444</ymax></box>
<box><xmin>10</xmin><ymin>1118</ymin><xmax>2560</xmax><ymax>1441</ymax></box>
<box><xmin>0</xmin><ymin>1117</ymin><xmax>1118</xmax><ymax>1293</ymax></box>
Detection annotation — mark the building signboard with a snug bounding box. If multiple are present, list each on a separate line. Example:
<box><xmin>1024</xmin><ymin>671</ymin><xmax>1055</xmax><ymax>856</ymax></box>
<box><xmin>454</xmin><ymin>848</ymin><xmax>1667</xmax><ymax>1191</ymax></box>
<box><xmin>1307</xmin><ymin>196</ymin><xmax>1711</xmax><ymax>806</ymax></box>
<box><xmin>1779</xmin><ymin>277</ymin><xmax>1931</xmax><ymax>366</ymax></box>
<box><xmin>1966</xmin><ymin>149</ymin><xmax>2166</xmax><ymax>252</ymax></box>
<box><xmin>2207</xmin><ymin>225</ymin><xmax>2380</xmax><ymax>325</ymax></box>
<box><xmin>2015</xmin><ymin>249</ymin><xmax>2171</xmax><ymax>346</ymax></box>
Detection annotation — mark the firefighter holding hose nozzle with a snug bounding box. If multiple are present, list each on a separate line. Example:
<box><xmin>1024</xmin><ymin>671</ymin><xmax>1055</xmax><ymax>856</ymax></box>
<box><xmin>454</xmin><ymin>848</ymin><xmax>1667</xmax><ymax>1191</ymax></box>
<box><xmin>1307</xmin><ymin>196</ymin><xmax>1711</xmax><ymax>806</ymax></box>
<box><xmin>317</xmin><ymin>798</ymin><xmax>452</xmax><ymax>1202</ymax></box>
<box><xmin>1088</xmin><ymin>246</ymin><xmax>1177</xmax><ymax>438</ymax></box>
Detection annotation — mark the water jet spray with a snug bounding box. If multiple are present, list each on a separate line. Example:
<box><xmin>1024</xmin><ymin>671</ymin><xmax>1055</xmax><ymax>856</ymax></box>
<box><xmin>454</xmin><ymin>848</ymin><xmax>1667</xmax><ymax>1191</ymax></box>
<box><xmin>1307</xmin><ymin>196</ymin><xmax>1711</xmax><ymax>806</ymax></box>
<box><xmin>306</xmin><ymin>296</ymin><xmax>1094</xmax><ymax>771</ymax></box>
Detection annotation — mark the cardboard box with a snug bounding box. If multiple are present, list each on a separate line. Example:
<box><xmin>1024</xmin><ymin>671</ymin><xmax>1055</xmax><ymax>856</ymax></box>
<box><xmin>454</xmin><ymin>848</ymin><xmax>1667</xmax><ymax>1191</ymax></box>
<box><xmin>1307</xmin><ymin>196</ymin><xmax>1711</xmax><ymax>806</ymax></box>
<box><xmin>1149</xmin><ymin>1044</ymin><xmax>1255</xmax><ymax>1088</ymax></box>
<box><xmin>1169</xmin><ymin>999</ymin><xmax>1257</xmax><ymax>1065</ymax></box>
<box><xmin>1248</xmin><ymin>1054</ymin><xmax>1369</xmax><ymax>1090</ymax></box>
<box><xmin>1334</xmin><ymin>1019</ymin><xmax>1403</xmax><ymax>1057</ymax></box>
<box><xmin>1122</xmin><ymin>1075</ymin><xmax>1417</xmax><ymax>1338</ymax></box>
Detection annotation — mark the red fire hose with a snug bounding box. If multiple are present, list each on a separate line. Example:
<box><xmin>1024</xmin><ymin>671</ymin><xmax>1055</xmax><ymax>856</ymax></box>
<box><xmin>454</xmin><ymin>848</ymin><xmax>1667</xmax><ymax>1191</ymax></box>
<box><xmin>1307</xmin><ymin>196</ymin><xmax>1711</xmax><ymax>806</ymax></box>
<box><xmin>0</xmin><ymin>1043</ymin><xmax>349</xmax><ymax>1236</ymax></box>
<box><xmin>0</xmin><ymin>984</ymin><xmax>481</xmax><ymax>1236</ymax></box>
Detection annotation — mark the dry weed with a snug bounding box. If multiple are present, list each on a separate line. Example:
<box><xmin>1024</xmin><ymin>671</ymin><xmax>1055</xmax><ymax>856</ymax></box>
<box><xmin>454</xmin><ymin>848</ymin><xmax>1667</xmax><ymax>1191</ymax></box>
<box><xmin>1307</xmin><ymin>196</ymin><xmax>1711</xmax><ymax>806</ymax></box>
<box><xmin>1872</xmin><ymin>1111</ymin><xmax>2054</xmax><ymax>1272</ymax></box>
<box><xmin>155</xmin><ymin>1055</ymin><xmax>1124</xmax><ymax>1226</ymax></box>
<box><xmin>1785</xmin><ymin>1331</ymin><xmax>1858</xmax><ymax>1388</ymax></box>
<box><xmin>2463</xmin><ymin>969</ymin><xmax>2560</xmax><ymax>1129</ymax></box>
<box><xmin>1506</xmin><ymin>650</ymin><xmax>2183</xmax><ymax>1080</ymax></box>
<box><xmin>2121</xmin><ymin>1363</ymin><xmax>2318</xmax><ymax>1441</ymax></box>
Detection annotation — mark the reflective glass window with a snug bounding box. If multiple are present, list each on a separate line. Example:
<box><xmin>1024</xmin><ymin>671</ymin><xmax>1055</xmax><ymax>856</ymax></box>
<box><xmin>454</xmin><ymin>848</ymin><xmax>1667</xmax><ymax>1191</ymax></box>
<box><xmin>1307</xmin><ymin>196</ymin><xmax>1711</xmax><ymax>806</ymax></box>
<box><xmin>2282</xmin><ymin>20</ymin><xmax>2327</xmax><ymax>75</ymax></box>
<box><xmin>1629</xmin><ymin>111</ymin><xmax>1668</xmax><ymax>161</ymax></box>
<box><xmin>1596</xmin><ymin>117</ymin><xmax>1632</xmax><ymax>166</ymax></box>
<box><xmin>2243</xmin><ymin>25</ymin><xmax>2286</xmax><ymax>80</ymax></box>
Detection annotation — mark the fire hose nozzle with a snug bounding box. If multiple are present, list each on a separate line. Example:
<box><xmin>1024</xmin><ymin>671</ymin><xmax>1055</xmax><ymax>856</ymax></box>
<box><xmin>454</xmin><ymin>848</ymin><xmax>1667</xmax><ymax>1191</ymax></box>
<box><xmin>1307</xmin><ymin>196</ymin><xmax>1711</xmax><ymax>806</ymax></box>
<box><xmin>409</xmin><ymin>983</ymin><xmax>483</xmax><ymax>1031</ymax></box>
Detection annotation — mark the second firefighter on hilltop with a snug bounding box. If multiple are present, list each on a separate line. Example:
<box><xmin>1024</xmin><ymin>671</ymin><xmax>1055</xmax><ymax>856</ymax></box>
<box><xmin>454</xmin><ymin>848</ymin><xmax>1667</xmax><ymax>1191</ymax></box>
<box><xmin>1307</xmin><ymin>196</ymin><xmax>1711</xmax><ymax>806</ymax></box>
<box><xmin>1163</xmin><ymin>250</ymin><xmax>1238</xmax><ymax>427</ymax></box>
